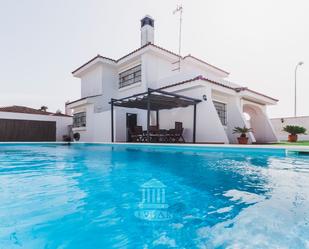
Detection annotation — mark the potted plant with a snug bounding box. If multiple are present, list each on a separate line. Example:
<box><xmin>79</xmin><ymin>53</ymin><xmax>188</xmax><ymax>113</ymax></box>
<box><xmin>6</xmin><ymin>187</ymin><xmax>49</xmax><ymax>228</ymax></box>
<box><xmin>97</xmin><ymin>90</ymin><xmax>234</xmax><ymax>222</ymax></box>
<box><xmin>62</xmin><ymin>135</ymin><xmax>72</xmax><ymax>142</ymax></box>
<box><xmin>73</xmin><ymin>132</ymin><xmax>81</xmax><ymax>141</ymax></box>
<box><xmin>283</xmin><ymin>125</ymin><xmax>307</xmax><ymax>142</ymax></box>
<box><xmin>233</xmin><ymin>126</ymin><xmax>253</xmax><ymax>144</ymax></box>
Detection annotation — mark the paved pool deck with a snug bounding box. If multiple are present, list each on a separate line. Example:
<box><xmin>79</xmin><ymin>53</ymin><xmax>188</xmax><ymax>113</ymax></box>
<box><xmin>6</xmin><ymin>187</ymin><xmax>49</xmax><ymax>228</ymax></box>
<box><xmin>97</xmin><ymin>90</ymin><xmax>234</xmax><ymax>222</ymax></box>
<box><xmin>1</xmin><ymin>142</ymin><xmax>309</xmax><ymax>153</ymax></box>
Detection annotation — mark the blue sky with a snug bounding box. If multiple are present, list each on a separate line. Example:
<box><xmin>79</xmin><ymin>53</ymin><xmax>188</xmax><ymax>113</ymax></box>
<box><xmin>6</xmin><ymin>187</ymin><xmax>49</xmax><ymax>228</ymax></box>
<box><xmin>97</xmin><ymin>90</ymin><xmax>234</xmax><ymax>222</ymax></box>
<box><xmin>0</xmin><ymin>0</ymin><xmax>308</xmax><ymax>117</ymax></box>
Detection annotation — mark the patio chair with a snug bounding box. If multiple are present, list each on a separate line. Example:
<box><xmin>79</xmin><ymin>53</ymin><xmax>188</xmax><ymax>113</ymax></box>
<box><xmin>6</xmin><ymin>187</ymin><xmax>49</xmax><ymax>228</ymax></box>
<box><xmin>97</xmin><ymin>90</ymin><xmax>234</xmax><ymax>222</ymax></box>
<box><xmin>129</xmin><ymin>126</ymin><xmax>146</xmax><ymax>142</ymax></box>
<box><xmin>149</xmin><ymin>125</ymin><xmax>159</xmax><ymax>133</ymax></box>
<box><xmin>175</xmin><ymin>122</ymin><xmax>185</xmax><ymax>143</ymax></box>
<box><xmin>128</xmin><ymin>128</ymin><xmax>137</xmax><ymax>142</ymax></box>
<box><xmin>169</xmin><ymin>122</ymin><xmax>185</xmax><ymax>143</ymax></box>
<box><xmin>148</xmin><ymin>125</ymin><xmax>160</xmax><ymax>142</ymax></box>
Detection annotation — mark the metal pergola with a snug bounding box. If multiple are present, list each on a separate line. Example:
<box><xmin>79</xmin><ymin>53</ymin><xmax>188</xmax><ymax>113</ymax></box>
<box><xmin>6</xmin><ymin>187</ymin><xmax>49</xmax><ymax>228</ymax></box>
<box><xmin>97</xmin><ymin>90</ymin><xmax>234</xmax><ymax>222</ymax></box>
<box><xmin>109</xmin><ymin>88</ymin><xmax>201</xmax><ymax>143</ymax></box>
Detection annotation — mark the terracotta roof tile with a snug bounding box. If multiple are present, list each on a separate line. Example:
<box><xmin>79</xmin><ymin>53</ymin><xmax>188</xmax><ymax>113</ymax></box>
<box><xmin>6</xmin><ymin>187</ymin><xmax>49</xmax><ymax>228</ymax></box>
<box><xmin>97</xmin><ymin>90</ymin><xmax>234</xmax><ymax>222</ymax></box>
<box><xmin>158</xmin><ymin>75</ymin><xmax>278</xmax><ymax>102</ymax></box>
<box><xmin>0</xmin><ymin>105</ymin><xmax>72</xmax><ymax>117</ymax></box>
<box><xmin>158</xmin><ymin>75</ymin><xmax>235</xmax><ymax>91</ymax></box>
<box><xmin>71</xmin><ymin>44</ymin><xmax>277</xmax><ymax>102</ymax></box>
<box><xmin>234</xmin><ymin>87</ymin><xmax>278</xmax><ymax>102</ymax></box>
<box><xmin>115</xmin><ymin>43</ymin><xmax>152</xmax><ymax>62</ymax></box>
<box><xmin>65</xmin><ymin>94</ymin><xmax>102</xmax><ymax>106</ymax></box>
<box><xmin>72</xmin><ymin>55</ymin><xmax>116</xmax><ymax>74</ymax></box>
<box><xmin>183</xmin><ymin>55</ymin><xmax>229</xmax><ymax>75</ymax></box>
<box><xmin>72</xmin><ymin>43</ymin><xmax>228</xmax><ymax>75</ymax></box>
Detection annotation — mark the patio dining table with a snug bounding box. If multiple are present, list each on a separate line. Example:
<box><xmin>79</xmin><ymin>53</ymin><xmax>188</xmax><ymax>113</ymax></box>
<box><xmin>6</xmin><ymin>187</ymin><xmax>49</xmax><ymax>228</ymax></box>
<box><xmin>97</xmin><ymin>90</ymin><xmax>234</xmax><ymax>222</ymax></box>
<box><xmin>143</xmin><ymin>129</ymin><xmax>170</xmax><ymax>143</ymax></box>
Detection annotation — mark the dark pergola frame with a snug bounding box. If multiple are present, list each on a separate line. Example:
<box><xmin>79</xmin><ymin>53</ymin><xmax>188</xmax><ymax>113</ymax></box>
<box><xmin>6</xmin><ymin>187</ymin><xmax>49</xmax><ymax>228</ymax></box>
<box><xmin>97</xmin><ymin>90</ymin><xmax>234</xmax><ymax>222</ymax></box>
<box><xmin>109</xmin><ymin>88</ymin><xmax>201</xmax><ymax>143</ymax></box>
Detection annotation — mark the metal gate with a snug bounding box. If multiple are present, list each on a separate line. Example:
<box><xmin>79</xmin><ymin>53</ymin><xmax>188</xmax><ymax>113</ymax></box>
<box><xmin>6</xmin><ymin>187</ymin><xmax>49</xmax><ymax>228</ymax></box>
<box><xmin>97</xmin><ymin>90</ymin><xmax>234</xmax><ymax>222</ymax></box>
<box><xmin>0</xmin><ymin>118</ymin><xmax>56</xmax><ymax>141</ymax></box>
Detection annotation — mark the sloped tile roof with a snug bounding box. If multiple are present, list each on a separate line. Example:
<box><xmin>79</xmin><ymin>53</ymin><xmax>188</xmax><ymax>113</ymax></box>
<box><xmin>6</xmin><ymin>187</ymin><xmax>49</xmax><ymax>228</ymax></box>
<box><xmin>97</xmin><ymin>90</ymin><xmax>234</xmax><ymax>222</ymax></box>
<box><xmin>72</xmin><ymin>43</ymin><xmax>228</xmax><ymax>75</ymax></box>
<box><xmin>158</xmin><ymin>75</ymin><xmax>278</xmax><ymax>102</ymax></box>
<box><xmin>65</xmin><ymin>94</ymin><xmax>101</xmax><ymax>106</ymax></box>
<box><xmin>0</xmin><ymin>105</ymin><xmax>71</xmax><ymax>117</ymax></box>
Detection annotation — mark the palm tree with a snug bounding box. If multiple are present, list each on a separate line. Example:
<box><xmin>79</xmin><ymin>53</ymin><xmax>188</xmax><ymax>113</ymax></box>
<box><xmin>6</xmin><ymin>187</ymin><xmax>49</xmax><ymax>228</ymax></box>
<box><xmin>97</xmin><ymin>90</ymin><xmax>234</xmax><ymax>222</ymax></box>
<box><xmin>233</xmin><ymin>126</ymin><xmax>253</xmax><ymax>144</ymax></box>
<box><xmin>233</xmin><ymin>126</ymin><xmax>253</xmax><ymax>137</ymax></box>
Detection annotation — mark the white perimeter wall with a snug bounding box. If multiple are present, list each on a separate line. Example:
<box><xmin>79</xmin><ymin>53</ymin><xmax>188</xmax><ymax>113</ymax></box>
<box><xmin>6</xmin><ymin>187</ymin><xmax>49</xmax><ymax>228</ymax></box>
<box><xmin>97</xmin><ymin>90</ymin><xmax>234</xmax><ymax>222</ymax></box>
<box><xmin>0</xmin><ymin>111</ymin><xmax>72</xmax><ymax>141</ymax></box>
<box><xmin>271</xmin><ymin>116</ymin><xmax>309</xmax><ymax>141</ymax></box>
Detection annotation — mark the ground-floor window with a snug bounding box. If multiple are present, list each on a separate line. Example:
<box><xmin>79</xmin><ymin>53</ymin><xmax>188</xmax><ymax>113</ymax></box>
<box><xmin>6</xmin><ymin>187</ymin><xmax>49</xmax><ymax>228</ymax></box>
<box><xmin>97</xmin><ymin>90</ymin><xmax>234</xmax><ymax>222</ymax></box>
<box><xmin>73</xmin><ymin>112</ymin><xmax>86</xmax><ymax>128</ymax></box>
<box><xmin>213</xmin><ymin>101</ymin><xmax>227</xmax><ymax>125</ymax></box>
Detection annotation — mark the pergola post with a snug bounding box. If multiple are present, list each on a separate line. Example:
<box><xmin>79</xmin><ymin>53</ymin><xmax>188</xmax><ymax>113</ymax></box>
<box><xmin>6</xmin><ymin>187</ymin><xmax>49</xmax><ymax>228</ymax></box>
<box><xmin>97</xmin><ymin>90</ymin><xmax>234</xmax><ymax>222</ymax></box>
<box><xmin>156</xmin><ymin>110</ymin><xmax>159</xmax><ymax>128</ymax></box>
<box><xmin>193</xmin><ymin>103</ymin><xmax>197</xmax><ymax>143</ymax></box>
<box><xmin>147</xmin><ymin>89</ymin><xmax>151</xmax><ymax>143</ymax></box>
<box><xmin>111</xmin><ymin>98</ymin><xmax>114</xmax><ymax>142</ymax></box>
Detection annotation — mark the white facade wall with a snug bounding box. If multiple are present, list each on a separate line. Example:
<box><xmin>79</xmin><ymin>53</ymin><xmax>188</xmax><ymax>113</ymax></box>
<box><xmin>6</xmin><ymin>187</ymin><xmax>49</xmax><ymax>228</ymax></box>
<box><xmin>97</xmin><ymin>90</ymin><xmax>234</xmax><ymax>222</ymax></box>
<box><xmin>92</xmin><ymin>110</ymin><xmax>112</xmax><ymax>142</ymax></box>
<box><xmin>243</xmin><ymin>101</ymin><xmax>278</xmax><ymax>143</ymax></box>
<box><xmin>70</xmin><ymin>47</ymin><xmax>276</xmax><ymax>143</ymax></box>
<box><xmin>159</xmin><ymin>83</ymin><xmax>229</xmax><ymax>143</ymax></box>
<box><xmin>181</xmin><ymin>61</ymin><xmax>222</xmax><ymax>80</ymax></box>
<box><xmin>97</xmin><ymin>65</ymin><xmax>118</xmax><ymax>112</ymax></box>
<box><xmin>114</xmin><ymin>108</ymin><xmax>147</xmax><ymax>142</ymax></box>
<box><xmin>72</xmin><ymin>104</ymin><xmax>94</xmax><ymax>141</ymax></box>
<box><xmin>144</xmin><ymin>53</ymin><xmax>177</xmax><ymax>89</ymax></box>
<box><xmin>81</xmin><ymin>66</ymin><xmax>104</xmax><ymax>98</ymax></box>
<box><xmin>117</xmin><ymin>58</ymin><xmax>146</xmax><ymax>99</ymax></box>
<box><xmin>144</xmin><ymin>53</ymin><xmax>227</xmax><ymax>91</ymax></box>
<box><xmin>212</xmin><ymin>92</ymin><xmax>251</xmax><ymax>144</ymax></box>
<box><xmin>0</xmin><ymin>111</ymin><xmax>72</xmax><ymax>141</ymax></box>
<box><xmin>72</xmin><ymin>105</ymin><xmax>147</xmax><ymax>143</ymax></box>
<box><xmin>271</xmin><ymin>116</ymin><xmax>309</xmax><ymax>141</ymax></box>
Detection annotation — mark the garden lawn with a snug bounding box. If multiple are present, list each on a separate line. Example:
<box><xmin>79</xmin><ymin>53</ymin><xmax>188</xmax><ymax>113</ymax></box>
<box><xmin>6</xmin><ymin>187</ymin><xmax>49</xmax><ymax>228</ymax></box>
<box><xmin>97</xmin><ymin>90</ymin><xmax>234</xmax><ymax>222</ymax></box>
<box><xmin>276</xmin><ymin>141</ymin><xmax>309</xmax><ymax>146</ymax></box>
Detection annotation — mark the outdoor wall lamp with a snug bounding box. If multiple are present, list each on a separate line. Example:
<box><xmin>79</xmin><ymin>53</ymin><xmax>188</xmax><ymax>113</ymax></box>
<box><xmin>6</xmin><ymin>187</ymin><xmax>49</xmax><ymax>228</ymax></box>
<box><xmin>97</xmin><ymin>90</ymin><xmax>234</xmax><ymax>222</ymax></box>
<box><xmin>203</xmin><ymin>95</ymin><xmax>207</xmax><ymax>101</ymax></box>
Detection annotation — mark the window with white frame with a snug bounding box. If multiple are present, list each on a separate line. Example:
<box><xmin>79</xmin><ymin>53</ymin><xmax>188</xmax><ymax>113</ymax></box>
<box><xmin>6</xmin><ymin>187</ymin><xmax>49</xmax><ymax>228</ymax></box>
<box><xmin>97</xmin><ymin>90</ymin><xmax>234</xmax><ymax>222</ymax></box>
<box><xmin>73</xmin><ymin>112</ymin><xmax>86</xmax><ymax>128</ymax></box>
<box><xmin>213</xmin><ymin>101</ymin><xmax>227</xmax><ymax>125</ymax></box>
<box><xmin>119</xmin><ymin>65</ymin><xmax>141</xmax><ymax>88</ymax></box>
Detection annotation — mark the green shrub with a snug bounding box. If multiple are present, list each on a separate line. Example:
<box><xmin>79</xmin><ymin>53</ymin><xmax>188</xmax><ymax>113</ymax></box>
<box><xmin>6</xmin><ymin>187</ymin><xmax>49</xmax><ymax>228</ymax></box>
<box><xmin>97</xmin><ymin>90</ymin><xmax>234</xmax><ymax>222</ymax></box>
<box><xmin>283</xmin><ymin>125</ymin><xmax>307</xmax><ymax>135</ymax></box>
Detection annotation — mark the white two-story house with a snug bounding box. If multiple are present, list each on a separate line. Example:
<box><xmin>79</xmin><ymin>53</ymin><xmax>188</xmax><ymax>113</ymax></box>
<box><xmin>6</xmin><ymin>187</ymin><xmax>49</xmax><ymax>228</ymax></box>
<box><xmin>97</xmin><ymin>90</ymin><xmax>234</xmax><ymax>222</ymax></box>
<box><xmin>67</xmin><ymin>15</ymin><xmax>278</xmax><ymax>144</ymax></box>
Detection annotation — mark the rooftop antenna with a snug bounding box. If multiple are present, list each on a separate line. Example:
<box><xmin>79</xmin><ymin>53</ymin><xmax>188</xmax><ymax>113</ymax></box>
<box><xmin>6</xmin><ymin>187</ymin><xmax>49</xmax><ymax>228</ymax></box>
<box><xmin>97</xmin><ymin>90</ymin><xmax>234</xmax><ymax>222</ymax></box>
<box><xmin>172</xmin><ymin>2</ymin><xmax>183</xmax><ymax>72</ymax></box>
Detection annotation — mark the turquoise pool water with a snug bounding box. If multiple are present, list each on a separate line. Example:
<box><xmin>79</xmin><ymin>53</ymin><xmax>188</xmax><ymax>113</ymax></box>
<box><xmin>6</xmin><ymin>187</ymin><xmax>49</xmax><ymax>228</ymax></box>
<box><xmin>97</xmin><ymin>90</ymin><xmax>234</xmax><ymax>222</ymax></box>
<box><xmin>0</xmin><ymin>144</ymin><xmax>309</xmax><ymax>248</ymax></box>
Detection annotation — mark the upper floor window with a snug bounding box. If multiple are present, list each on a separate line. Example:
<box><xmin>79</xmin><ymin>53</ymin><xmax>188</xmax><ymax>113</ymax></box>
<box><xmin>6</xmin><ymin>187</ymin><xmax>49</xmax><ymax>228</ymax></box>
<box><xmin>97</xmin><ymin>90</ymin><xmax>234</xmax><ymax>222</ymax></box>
<box><xmin>213</xmin><ymin>101</ymin><xmax>227</xmax><ymax>126</ymax></box>
<box><xmin>73</xmin><ymin>112</ymin><xmax>86</xmax><ymax>128</ymax></box>
<box><xmin>119</xmin><ymin>65</ymin><xmax>141</xmax><ymax>88</ymax></box>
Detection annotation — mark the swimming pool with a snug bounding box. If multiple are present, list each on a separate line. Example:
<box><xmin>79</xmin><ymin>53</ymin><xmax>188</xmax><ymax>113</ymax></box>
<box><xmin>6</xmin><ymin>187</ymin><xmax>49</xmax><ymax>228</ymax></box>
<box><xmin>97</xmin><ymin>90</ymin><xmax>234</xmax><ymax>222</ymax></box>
<box><xmin>0</xmin><ymin>143</ymin><xmax>309</xmax><ymax>248</ymax></box>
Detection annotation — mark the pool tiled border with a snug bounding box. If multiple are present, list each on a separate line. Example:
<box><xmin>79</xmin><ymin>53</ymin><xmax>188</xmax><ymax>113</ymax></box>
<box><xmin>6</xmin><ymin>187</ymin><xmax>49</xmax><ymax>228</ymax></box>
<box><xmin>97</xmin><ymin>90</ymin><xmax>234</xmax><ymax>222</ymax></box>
<box><xmin>1</xmin><ymin>141</ymin><xmax>309</xmax><ymax>153</ymax></box>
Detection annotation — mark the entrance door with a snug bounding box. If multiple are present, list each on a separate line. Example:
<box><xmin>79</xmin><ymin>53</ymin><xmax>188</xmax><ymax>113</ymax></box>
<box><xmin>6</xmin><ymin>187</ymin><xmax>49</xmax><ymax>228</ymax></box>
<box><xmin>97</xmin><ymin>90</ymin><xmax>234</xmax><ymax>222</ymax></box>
<box><xmin>126</xmin><ymin>113</ymin><xmax>137</xmax><ymax>142</ymax></box>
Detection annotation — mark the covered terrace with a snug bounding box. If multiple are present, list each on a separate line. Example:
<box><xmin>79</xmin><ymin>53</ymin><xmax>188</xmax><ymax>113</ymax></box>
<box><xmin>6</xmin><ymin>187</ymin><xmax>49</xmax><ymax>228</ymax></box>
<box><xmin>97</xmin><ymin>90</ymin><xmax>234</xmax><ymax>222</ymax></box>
<box><xmin>110</xmin><ymin>88</ymin><xmax>201</xmax><ymax>143</ymax></box>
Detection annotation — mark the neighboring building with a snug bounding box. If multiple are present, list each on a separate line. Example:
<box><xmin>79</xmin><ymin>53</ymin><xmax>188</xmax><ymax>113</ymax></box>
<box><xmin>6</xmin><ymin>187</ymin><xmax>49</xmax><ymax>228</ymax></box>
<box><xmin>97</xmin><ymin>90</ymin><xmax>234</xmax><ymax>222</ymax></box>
<box><xmin>67</xmin><ymin>15</ymin><xmax>278</xmax><ymax>144</ymax></box>
<box><xmin>0</xmin><ymin>106</ymin><xmax>72</xmax><ymax>141</ymax></box>
<box><xmin>271</xmin><ymin>116</ymin><xmax>309</xmax><ymax>141</ymax></box>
